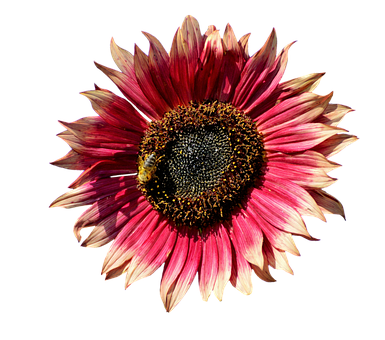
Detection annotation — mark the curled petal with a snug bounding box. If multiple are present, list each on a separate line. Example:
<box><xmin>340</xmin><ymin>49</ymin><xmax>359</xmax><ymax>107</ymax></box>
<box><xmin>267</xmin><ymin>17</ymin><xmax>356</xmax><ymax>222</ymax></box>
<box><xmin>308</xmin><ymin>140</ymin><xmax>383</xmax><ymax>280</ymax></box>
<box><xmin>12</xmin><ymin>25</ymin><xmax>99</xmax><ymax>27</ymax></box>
<box><xmin>309</xmin><ymin>189</ymin><xmax>346</xmax><ymax>219</ymax></box>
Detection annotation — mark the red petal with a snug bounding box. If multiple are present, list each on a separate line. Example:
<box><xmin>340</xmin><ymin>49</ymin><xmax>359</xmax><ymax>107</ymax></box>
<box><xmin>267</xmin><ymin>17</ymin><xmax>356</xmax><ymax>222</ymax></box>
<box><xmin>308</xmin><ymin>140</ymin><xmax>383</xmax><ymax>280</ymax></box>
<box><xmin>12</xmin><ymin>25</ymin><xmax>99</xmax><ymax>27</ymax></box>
<box><xmin>125</xmin><ymin>220</ymin><xmax>177</xmax><ymax>287</ymax></box>
<box><xmin>80</xmin><ymin>89</ymin><xmax>148</xmax><ymax>132</ymax></box>
<box><xmin>233</xmin><ymin>29</ymin><xmax>277</xmax><ymax>107</ymax></box>
<box><xmin>213</xmin><ymin>224</ymin><xmax>232</xmax><ymax>301</ymax></box>
<box><xmin>94</xmin><ymin>62</ymin><xmax>160</xmax><ymax>121</ymax></box>
<box><xmin>264</xmin><ymin>123</ymin><xmax>346</xmax><ymax>153</ymax></box>
<box><xmin>169</xmin><ymin>16</ymin><xmax>203</xmax><ymax>105</ymax></box>
<box><xmin>73</xmin><ymin>190</ymin><xmax>143</xmax><ymax>242</ymax></box>
<box><xmin>315</xmin><ymin>104</ymin><xmax>353</xmax><ymax>127</ymax></box>
<box><xmin>161</xmin><ymin>228</ymin><xmax>202</xmax><ymax>312</ymax></box>
<box><xmin>102</xmin><ymin>207</ymin><xmax>159</xmax><ymax>273</ymax></box>
<box><xmin>230</xmin><ymin>209</ymin><xmax>264</xmax><ymax>269</ymax></box>
<box><xmin>312</xmin><ymin>133</ymin><xmax>358</xmax><ymax>158</ymax></box>
<box><xmin>194</xmin><ymin>30</ymin><xmax>224</xmax><ymax>101</ymax></box>
<box><xmin>214</xmin><ymin>24</ymin><xmax>244</xmax><ymax>102</ymax></box>
<box><xmin>198</xmin><ymin>228</ymin><xmax>219</xmax><ymax>301</ymax></box>
<box><xmin>226</xmin><ymin>222</ymin><xmax>253</xmax><ymax>295</ymax></box>
<box><xmin>242</xmin><ymin>42</ymin><xmax>295</xmax><ymax>113</ymax></box>
<box><xmin>256</xmin><ymin>92</ymin><xmax>333</xmax><ymax>135</ymax></box>
<box><xmin>134</xmin><ymin>44</ymin><xmax>171</xmax><ymax>115</ymax></box>
<box><xmin>309</xmin><ymin>189</ymin><xmax>346</xmax><ymax>219</ymax></box>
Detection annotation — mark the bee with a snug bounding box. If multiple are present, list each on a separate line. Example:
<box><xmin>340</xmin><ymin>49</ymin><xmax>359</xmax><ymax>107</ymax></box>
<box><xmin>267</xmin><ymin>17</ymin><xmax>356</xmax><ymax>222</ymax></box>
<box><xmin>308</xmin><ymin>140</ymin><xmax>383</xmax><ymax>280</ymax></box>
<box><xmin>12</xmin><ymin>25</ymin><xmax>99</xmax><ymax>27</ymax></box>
<box><xmin>138</xmin><ymin>153</ymin><xmax>161</xmax><ymax>184</ymax></box>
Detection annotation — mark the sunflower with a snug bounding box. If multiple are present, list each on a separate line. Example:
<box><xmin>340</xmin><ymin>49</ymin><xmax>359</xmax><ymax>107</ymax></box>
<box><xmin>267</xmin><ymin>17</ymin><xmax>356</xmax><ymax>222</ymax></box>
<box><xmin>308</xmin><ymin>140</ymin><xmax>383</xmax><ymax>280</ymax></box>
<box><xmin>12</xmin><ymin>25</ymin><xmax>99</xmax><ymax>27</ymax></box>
<box><xmin>51</xmin><ymin>15</ymin><xmax>356</xmax><ymax>312</ymax></box>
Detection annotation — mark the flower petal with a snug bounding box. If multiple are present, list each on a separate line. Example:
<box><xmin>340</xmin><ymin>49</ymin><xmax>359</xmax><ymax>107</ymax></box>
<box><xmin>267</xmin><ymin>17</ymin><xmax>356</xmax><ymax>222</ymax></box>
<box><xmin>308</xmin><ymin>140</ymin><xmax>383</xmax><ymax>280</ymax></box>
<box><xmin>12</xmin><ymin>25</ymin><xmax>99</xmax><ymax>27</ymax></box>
<box><xmin>194</xmin><ymin>30</ymin><xmax>224</xmax><ymax>101</ymax></box>
<box><xmin>80</xmin><ymin>89</ymin><xmax>148</xmax><ymax>133</ymax></box>
<box><xmin>232</xmin><ymin>28</ymin><xmax>277</xmax><ymax>108</ymax></box>
<box><xmin>125</xmin><ymin>219</ymin><xmax>177</xmax><ymax>287</ymax></box>
<box><xmin>309</xmin><ymin>189</ymin><xmax>346</xmax><ymax>219</ymax></box>
<box><xmin>101</xmin><ymin>206</ymin><xmax>159</xmax><ymax>274</ymax></box>
<box><xmin>230</xmin><ymin>209</ymin><xmax>264</xmax><ymax>269</ymax></box>
<box><xmin>73</xmin><ymin>190</ymin><xmax>143</xmax><ymax>242</ymax></box>
<box><xmin>242</xmin><ymin>42</ymin><xmax>295</xmax><ymax>113</ymax></box>
<box><xmin>264</xmin><ymin>123</ymin><xmax>347</xmax><ymax>153</ymax></box>
<box><xmin>315</xmin><ymin>104</ymin><xmax>353</xmax><ymax>127</ymax></box>
<box><xmin>134</xmin><ymin>44</ymin><xmax>171</xmax><ymax>115</ymax></box>
<box><xmin>94</xmin><ymin>62</ymin><xmax>160</xmax><ymax>121</ymax></box>
<box><xmin>198</xmin><ymin>228</ymin><xmax>219</xmax><ymax>301</ymax></box>
<box><xmin>312</xmin><ymin>133</ymin><xmax>358</xmax><ymax>158</ymax></box>
<box><xmin>169</xmin><ymin>15</ymin><xmax>203</xmax><ymax>105</ymax></box>
<box><xmin>256</xmin><ymin>92</ymin><xmax>333</xmax><ymax>135</ymax></box>
<box><xmin>214</xmin><ymin>24</ymin><xmax>244</xmax><ymax>102</ymax></box>
<box><xmin>50</xmin><ymin>176</ymin><xmax>138</xmax><ymax>208</ymax></box>
<box><xmin>226</xmin><ymin>221</ymin><xmax>253</xmax><ymax>295</ymax></box>
<box><xmin>263</xmin><ymin>170</ymin><xmax>325</xmax><ymax>220</ymax></box>
<box><xmin>250</xmin><ymin>187</ymin><xmax>310</xmax><ymax>238</ymax></box>
<box><xmin>161</xmin><ymin>228</ymin><xmax>202</xmax><ymax>312</ymax></box>
<box><xmin>213</xmin><ymin>224</ymin><xmax>232</xmax><ymax>301</ymax></box>
<box><xmin>143</xmin><ymin>32</ymin><xmax>181</xmax><ymax>109</ymax></box>
<box><xmin>246</xmin><ymin>200</ymin><xmax>300</xmax><ymax>256</ymax></box>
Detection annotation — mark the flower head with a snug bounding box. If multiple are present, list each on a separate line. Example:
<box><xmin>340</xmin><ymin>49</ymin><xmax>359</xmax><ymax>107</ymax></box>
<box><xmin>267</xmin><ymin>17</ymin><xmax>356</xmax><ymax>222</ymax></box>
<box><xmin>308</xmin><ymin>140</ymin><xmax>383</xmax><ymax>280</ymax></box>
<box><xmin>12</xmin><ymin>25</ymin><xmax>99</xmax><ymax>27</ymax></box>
<box><xmin>51</xmin><ymin>16</ymin><xmax>357</xmax><ymax>311</ymax></box>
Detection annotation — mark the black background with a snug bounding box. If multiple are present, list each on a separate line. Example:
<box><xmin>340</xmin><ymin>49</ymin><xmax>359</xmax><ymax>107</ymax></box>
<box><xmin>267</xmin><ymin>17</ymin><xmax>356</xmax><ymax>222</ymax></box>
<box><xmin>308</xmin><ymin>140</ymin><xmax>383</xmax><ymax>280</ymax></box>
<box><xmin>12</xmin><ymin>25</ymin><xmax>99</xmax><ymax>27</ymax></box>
<box><xmin>43</xmin><ymin>3</ymin><xmax>367</xmax><ymax>324</ymax></box>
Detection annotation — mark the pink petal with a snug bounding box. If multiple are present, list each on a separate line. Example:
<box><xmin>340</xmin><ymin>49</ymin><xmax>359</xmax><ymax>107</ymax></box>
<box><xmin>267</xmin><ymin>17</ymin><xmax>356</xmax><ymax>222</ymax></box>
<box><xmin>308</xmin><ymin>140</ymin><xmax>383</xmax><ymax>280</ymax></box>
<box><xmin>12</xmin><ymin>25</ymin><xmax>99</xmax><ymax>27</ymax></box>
<box><xmin>57</xmin><ymin>130</ymin><xmax>138</xmax><ymax>159</ymax></box>
<box><xmin>263</xmin><ymin>170</ymin><xmax>325</xmax><ymax>220</ymax></box>
<box><xmin>94</xmin><ymin>62</ymin><xmax>160</xmax><ymax>121</ymax></box>
<box><xmin>110</xmin><ymin>37</ymin><xmax>135</xmax><ymax>77</ymax></box>
<box><xmin>198</xmin><ymin>227</ymin><xmax>219</xmax><ymax>301</ymax></box>
<box><xmin>80</xmin><ymin>89</ymin><xmax>148</xmax><ymax>132</ymax></box>
<box><xmin>229</xmin><ymin>209</ymin><xmax>264</xmax><ymax>269</ymax></box>
<box><xmin>238</xmin><ymin>33</ymin><xmax>251</xmax><ymax>61</ymax></box>
<box><xmin>73</xmin><ymin>190</ymin><xmax>143</xmax><ymax>243</ymax></box>
<box><xmin>309</xmin><ymin>189</ymin><xmax>346</xmax><ymax>219</ymax></box>
<box><xmin>267</xmin><ymin>150</ymin><xmax>340</xmax><ymax>173</ymax></box>
<box><xmin>256</xmin><ymin>92</ymin><xmax>333</xmax><ymax>135</ymax></box>
<box><xmin>81</xmin><ymin>196</ymin><xmax>149</xmax><ymax>248</ymax></box>
<box><xmin>213</xmin><ymin>224</ymin><xmax>232</xmax><ymax>301</ymax></box>
<box><xmin>50</xmin><ymin>176</ymin><xmax>138</xmax><ymax>209</ymax></box>
<box><xmin>263</xmin><ymin>240</ymin><xmax>293</xmax><ymax>274</ymax></box>
<box><xmin>214</xmin><ymin>24</ymin><xmax>244</xmax><ymax>102</ymax></box>
<box><xmin>250</xmin><ymin>187</ymin><xmax>311</xmax><ymax>238</ymax></box>
<box><xmin>169</xmin><ymin>15</ymin><xmax>203</xmax><ymax>105</ymax></box>
<box><xmin>264</xmin><ymin>123</ymin><xmax>347</xmax><ymax>153</ymax></box>
<box><xmin>245</xmin><ymin>200</ymin><xmax>300</xmax><ymax>256</ymax></box>
<box><xmin>232</xmin><ymin>29</ymin><xmax>277</xmax><ymax>108</ymax></box>
<box><xmin>134</xmin><ymin>44</ymin><xmax>171</xmax><ymax>115</ymax></box>
<box><xmin>68</xmin><ymin>160</ymin><xmax>136</xmax><ymax>189</ymax></box>
<box><xmin>250</xmin><ymin>73</ymin><xmax>325</xmax><ymax>119</ymax></box>
<box><xmin>242</xmin><ymin>42</ymin><xmax>295</xmax><ymax>114</ymax></box>
<box><xmin>315</xmin><ymin>103</ymin><xmax>353</xmax><ymax>127</ymax></box>
<box><xmin>251</xmin><ymin>260</ymin><xmax>276</xmax><ymax>283</ymax></box>
<box><xmin>102</xmin><ymin>206</ymin><xmax>159</xmax><ymax>273</ymax></box>
<box><xmin>312</xmin><ymin>133</ymin><xmax>358</xmax><ymax>158</ymax></box>
<box><xmin>125</xmin><ymin>219</ymin><xmax>177</xmax><ymax>287</ymax></box>
<box><xmin>266</xmin><ymin>161</ymin><xmax>336</xmax><ymax>189</ymax></box>
<box><xmin>161</xmin><ymin>228</ymin><xmax>202</xmax><ymax>312</ymax></box>
<box><xmin>50</xmin><ymin>150</ymin><xmax>100</xmax><ymax>170</ymax></box>
<box><xmin>59</xmin><ymin>116</ymin><xmax>142</xmax><ymax>144</ymax></box>
<box><xmin>194</xmin><ymin>30</ymin><xmax>224</xmax><ymax>101</ymax></box>
<box><xmin>143</xmin><ymin>32</ymin><xmax>181</xmax><ymax>109</ymax></box>
<box><xmin>226</xmin><ymin>221</ymin><xmax>253</xmax><ymax>295</ymax></box>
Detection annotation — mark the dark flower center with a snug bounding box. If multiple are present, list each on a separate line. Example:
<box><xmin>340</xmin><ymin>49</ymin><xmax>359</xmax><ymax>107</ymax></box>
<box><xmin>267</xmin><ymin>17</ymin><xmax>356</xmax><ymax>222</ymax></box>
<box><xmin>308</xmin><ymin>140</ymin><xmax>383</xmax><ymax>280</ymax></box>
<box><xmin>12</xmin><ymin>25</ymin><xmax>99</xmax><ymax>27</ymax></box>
<box><xmin>166</xmin><ymin>126</ymin><xmax>231</xmax><ymax>198</ymax></box>
<box><xmin>138</xmin><ymin>101</ymin><xmax>265</xmax><ymax>229</ymax></box>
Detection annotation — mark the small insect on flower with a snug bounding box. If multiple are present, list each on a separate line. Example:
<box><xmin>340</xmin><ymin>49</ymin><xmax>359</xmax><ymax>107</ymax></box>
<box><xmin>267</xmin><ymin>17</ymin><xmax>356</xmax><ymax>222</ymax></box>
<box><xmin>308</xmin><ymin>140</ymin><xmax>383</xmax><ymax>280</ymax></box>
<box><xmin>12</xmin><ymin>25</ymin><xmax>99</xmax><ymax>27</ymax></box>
<box><xmin>138</xmin><ymin>153</ymin><xmax>161</xmax><ymax>184</ymax></box>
